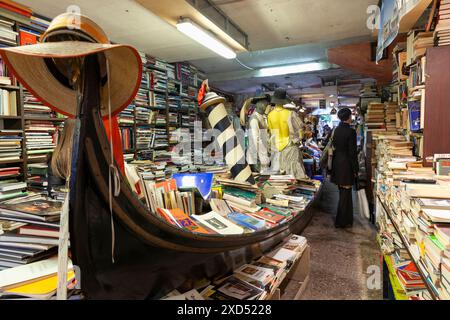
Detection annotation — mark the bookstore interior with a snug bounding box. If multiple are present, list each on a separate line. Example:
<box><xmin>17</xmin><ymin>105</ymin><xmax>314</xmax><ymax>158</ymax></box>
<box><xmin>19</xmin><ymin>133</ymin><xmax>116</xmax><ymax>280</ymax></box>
<box><xmin>0</xmin><ymin>0</ymin><xmax>449</xmax><ymax>303</ymax></box>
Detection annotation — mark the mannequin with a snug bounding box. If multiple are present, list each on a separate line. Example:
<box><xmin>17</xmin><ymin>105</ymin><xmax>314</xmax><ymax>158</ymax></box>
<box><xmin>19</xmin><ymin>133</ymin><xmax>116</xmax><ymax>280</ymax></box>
<box><xmin>267</xmin><ymin>88</ymin><xmax>307</xmax><ymax>179</ymax></box>
<box><xmin>244</xmin><ymin>95</ymin><xmax>271</xmax><ymax>173</ymax></box>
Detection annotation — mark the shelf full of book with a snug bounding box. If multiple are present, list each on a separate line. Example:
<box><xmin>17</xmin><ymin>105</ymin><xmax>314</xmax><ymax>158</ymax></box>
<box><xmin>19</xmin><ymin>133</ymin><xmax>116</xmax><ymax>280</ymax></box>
<box><xmin>0</xmin><ymin>14</ymin><xmax>70</xmax><ymax>197</ymax></box>
<box><xmin>118</xmin><ymin>53</ymin><xmax>205</xmax><ymax>165</ymax></box>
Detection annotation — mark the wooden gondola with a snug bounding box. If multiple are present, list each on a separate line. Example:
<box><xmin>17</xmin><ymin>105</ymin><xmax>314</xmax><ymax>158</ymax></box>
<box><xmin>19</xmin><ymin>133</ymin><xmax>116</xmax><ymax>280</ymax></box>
<box><xmin>68</xmin><ymin>55</ymin><xmax>319</xmax><ymax>299</ymax></box>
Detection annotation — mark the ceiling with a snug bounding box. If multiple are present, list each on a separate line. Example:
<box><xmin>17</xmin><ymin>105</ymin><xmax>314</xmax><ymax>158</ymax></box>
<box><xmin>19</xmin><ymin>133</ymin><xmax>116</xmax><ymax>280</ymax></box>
<box><xmin>17</xmin><ymin>0</ymin><xmax>378</xmax><ymax>93</ymax></box>
<box><xmin>211</xmin><ymin>0</ymin><xmax>377</xmax><ymax>51</ymax></box>
<box><xmin>15</xmin><ymin>0</ymin><xmax>217</xmax><ymax>61</ymax></box>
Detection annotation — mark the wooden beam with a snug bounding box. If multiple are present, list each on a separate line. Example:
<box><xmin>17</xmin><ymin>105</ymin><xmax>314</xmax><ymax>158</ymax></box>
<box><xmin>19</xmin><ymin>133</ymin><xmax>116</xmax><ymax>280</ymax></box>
<box><xmin>327</xmin><ymin>36</ymin><xmax>407</xmax><ymax>85</ymax></box>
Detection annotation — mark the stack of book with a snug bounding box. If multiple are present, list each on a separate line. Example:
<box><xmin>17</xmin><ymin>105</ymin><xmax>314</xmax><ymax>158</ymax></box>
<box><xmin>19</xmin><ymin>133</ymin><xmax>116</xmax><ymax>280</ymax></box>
<box><xmin>153</xmin><ymin>128</ymin><xmax>168</xmax><ymax>148</ymax></box>
<box><xmin>118</xmin><ymin>105</ymin><xmax>135</xmax><ymax>126</ymax></box>
<box><xmin>27</xmin><ymin>163</ymin><xmax>48</xmax><ymax>191</ymax></box>
<box><xmin>135</xmin><ymin>87</ymin><xmax>149</xmax><ymax>107</ymax></box>
<box><xmin>168</xmin><ymin>95</ymin><xmax>180</xmax><ymax>109</ymax></box>
<box><xmin>374</xmin><ymin>133</ymin><xmax>450</xmax><ymax>299</ymax></box>
<box><xmin>200</xmin><ymin>235</ymin><xmax>308</xmax><ymax>300</ymax></box>
<box><xmin>168</xmin><ymin>112</ymin><xmax>178</xmax><ymax>126</ymax></box>
<box><xmin>0</xmin><ymin>256</ymin><xmax>75</xmax><ymax>300</ymax></box>
<box><xmin>175</xmin><ymin>62</ymin><xmax>191</xmax><ymax>83</ymax></box>
<box><xmin>151</xmin><ymin>69</ymin><xmax>168</xmax><ymax>92</ymax></box>
<box><xmin>155</xmin><ymin>111</ymin><xmax>167</xmax><ymax>126</ymax></box>
<box><xmin>0</xmin><ymin>56</ymin><xmax>15</xmax><ymax>86</ymax></box>
<box><xmin>0</xmin><ymin>179</ymin><xmax>27</xmax><ymax>201</ymax></box>
<box><xmin>385</xmin><ymin>103</ymin><xmax>399</xmax><ymax>133</ymax></box>
<box><xmin>166</xmin><ymin>64</ymin><xmax>176</xmax><ymax>80</ymax></box>
<box><xmin>29</xmin><ymin>13</ymin><xmax>51</xmax><ymax>32</ymax></box>
<box><xmin>0</xmin><ymin>130</ymin><xmax>22</xmax><ymax>162</ymax></box>
<box><xmin>23</xmin><ymin>89</ymin><xmax>52</xmax><ymax>118</ymax></box>
<box><xmin>0</xmin><ymin>166</ymin><xmax>20</xmax><ymax>180</ymax></box>
<box><xmin>24</xmin><ymin>120</ymin><xmax>57</xmax><ymax>162</ymax></box>
<box><xmin>412</xmin><ymin>32</ymin><xmax>434</xmax><ymax>60</ymax></box>
<box><xmin>0</xmin><ymin>16</ymin><xmax>17</xmax><ymax>46</ymax></box>
<box><xmin>0</xmin><ymin>197</ymin><xmax>62</xmax><ymax>272</ymax></box>
<box><xmin>365</xmin><ymin>103</ymin><xmax>386</xmax><ymax>131</ymax></box>
<box><xmin>435</xmin><ymin>0</ymin><xmax>450</xmax><ymax>47</ymax></box>
<box><xmin>360</xmin><ymin>83</ymin><xmax>378</xmax><ymax>97</ymax></box>
<box><xmin>135</xmin><ymin>106</ymin><xmax>151</xmax><ymax>123</ymax></box>
<box><xmin>136</xmin><ymin>127</ymin><xmax>152</xmax><ymax>151</ymax></box>
<box><xmin>151</xmin><ymin>92</ymin><xmax>167</xmax><ymax>109</ymax></box>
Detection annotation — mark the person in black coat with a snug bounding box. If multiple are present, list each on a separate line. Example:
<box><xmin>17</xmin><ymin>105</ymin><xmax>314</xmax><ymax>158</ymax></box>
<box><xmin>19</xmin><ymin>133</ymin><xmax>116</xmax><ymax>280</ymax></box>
<box><xmin>330</xmin><ymin>108</ymin><xmax>359</xmax><ymax>228</ymax></box>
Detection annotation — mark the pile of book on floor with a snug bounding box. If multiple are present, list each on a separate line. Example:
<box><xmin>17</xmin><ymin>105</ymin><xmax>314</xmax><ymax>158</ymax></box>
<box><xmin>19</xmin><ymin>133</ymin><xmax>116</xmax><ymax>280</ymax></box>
<box><xmin>435</xmin><ymin>0</ymin><xmax>450</xmax><ymax>47</ymax></box>
<box><xmin>375</xmin><ymin>135</ymin><xmax>450</xmax><ymax>299</ymax></box>
<box><xmin>0</xmin><ymin>194</ymin><xmax>64</xmax><ymax>290</ymax></box>
<box><xmin>0</xmin><ymin>129</ymin><xmax>22</xmax><ymax>162</ymax></box>
<box><xmin>161</xmin><ymin>234</ymin><xmax>308</xmax><ymax>300</ymax></box>
<box><xmin>365</xmin><ymin>103</ymin><xmax>386</xmax><ymax>131</ymax></box>
<box><xmin>24</xmin><ymin>120</ymin><xmax>58</xmax><ymax>163</ymax></box>
<box><xmin>0</xmin><ymin>256</ymin><xmax>76</xmax><ymax>300</ymax></box>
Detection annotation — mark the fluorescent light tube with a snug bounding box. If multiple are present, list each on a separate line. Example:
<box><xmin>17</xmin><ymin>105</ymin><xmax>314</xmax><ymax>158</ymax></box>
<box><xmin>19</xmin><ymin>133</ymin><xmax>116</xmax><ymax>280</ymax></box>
<box><xmin>177</xmin><ymin>18</ymin><xmax>237</xmax><ymax>59</ymax></box>
<box><xmin>259</xmin><ymin>62</ymin><xmax>324</xmax><ymax>77</ymax></box>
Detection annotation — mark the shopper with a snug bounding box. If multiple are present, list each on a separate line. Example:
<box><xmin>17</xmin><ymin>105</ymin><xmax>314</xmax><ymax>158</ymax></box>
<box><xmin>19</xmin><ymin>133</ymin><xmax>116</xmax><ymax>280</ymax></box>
<box><xmin>330</xmin><ymin>108</ymin><xmax>359</xmax><ymax>228</ymax></box>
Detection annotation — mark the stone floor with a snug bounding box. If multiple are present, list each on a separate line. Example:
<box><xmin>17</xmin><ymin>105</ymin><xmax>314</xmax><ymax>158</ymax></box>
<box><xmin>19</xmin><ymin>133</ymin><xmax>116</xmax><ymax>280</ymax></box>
<box><xmin>298</xmin><ymin>181</ymin><xmax>383</xmax><ymax>300</ymax></box>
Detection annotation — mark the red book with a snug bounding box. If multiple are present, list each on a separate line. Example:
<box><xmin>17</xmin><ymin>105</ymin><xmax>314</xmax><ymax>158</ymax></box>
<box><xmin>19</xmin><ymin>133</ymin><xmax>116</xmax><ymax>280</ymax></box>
<box><xmin>250</xmin><ymin>208</ymin><xmax>286</xmax><ymax>225</ymax></box>
<box><xmin>155</xmin><ymin>179</ymin><xmax>177</xmax><ymax>192</ymax></box>
<box><xmin>0</xmin><ymin>2</ymin><xmax>32</xmax><ymax>18</ymax></box>
<box><xmin>19</xmin><ymin>30</ymin><xmax>37</xmax><ymax>46</ymax></box>
<box><xmin>156</xmin><ymin>208</ymin><xmax>213</xmax><ymax>234</ymax></box>
<box><xmin>18</xmin><ymin>225</ymin><xmax>60</xmax><ymax>238</ymax></box>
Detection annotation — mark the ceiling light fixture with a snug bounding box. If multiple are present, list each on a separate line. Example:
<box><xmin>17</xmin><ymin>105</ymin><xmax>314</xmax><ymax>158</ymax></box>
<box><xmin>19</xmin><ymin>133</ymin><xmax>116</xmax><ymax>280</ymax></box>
<box><xmin>176</xmin><ymin>18</ymin><xmax>237</xmax><ymax>59</ymax></box>
<box><xmin>258</xmin><ymin>62</ymin><xmax>324</xmax><ymax>77</ymax></box>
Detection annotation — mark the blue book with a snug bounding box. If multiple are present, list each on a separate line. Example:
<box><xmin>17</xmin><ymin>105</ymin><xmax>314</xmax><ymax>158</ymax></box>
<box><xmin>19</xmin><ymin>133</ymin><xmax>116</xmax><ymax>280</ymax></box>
<box><xmin>173</xmin><ymin>173</ymin><xmax>213</xmax><ymax>200</ymax></box>
<box><xmin>227</xmin><ymin>212</ymin><xmax>266</xmax><ymax>231</ymax></box>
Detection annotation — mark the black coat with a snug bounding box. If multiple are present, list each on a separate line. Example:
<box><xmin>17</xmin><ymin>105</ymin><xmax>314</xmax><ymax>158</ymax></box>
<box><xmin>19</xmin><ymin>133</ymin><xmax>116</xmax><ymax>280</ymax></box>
<box><xmin>330</xmin><ymin>122</ymin><xmax>359</xmax><ymax>186</ymax></box>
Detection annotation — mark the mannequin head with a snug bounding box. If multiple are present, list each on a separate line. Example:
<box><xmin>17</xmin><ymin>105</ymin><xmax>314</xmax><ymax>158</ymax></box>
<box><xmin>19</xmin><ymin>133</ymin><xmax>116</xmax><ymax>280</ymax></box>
<box><xmin>251</xmin><ymin>94</ymin><xmax>271</xmax><ymax>115</ymax></box>
<box><xmin>255</xmin><ymin>100</ymin><xmax>269</xmax><ymax>114</ymax></box>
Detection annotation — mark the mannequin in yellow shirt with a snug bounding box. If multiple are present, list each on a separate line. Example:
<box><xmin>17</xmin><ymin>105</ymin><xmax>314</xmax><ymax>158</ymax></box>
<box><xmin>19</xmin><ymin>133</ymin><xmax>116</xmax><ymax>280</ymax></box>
<box><xmin>267</xmin><ymin>88</ymin><xmax>306</xmax><ymax>179</ymax></box>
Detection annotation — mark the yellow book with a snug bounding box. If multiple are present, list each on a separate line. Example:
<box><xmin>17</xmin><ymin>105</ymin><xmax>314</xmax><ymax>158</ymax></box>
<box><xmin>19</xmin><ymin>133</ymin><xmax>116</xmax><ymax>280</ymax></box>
<box><xmin>5</xmin><ymin>270</ymin><xmax>75</xmax><ymax>299</ymax></box>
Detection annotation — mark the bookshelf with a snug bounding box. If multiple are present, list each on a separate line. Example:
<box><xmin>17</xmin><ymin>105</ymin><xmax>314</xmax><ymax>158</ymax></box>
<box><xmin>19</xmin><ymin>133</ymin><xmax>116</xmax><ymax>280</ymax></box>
<box><xmin>378</xmin><ymin>196</ymin><xmax>439</xmax><ymax>300</ymax></box>
<box><xmin>0</xmin><ymin>15</ymin><xmax>67</xmax><ymax>193</ymax></box>
<box><xmin>119</xmin><ymin>55</ymin><xmax>206</xmax><ymax>164</ymax></box>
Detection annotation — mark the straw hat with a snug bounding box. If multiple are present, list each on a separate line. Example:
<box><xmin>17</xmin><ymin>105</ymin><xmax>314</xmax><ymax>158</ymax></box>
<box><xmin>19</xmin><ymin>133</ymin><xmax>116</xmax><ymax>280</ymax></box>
<box><xmin>0</xmin><ymin>12</ymin><xmax>142</xmax><ymax>118</ymax></box>
<box><xmin>200</xmin><ymin>92</ymin><xmax>226</xmax><ymax>110</ymax></box>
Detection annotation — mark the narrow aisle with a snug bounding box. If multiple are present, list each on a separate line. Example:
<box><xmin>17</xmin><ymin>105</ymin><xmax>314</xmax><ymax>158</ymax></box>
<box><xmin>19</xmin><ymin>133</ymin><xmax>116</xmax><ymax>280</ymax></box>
<box><xmin>300</xmin><ymin>181</ymin><xmax>382</xmax><ymax>300</ymax></box>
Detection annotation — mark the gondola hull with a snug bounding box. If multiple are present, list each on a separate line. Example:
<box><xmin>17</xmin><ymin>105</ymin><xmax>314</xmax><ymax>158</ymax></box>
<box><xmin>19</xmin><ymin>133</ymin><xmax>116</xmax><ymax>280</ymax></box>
<box><xmin>69</xmin><ymin>55</ymin><xmax>318</xmax><ymax>299</ymax></box>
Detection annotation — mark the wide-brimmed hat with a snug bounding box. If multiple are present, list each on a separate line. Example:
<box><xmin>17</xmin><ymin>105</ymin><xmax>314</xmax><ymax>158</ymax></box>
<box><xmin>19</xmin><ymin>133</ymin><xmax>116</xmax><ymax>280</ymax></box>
<box><xmin>271</xmin><ymin>88</ymin><xmax>289</xmax><ymax>105</ymax></box>
<box><xmin>251</xmin><ymin>94</ymin><xmax>271</xmax><ymax>104</ymax></box>
<box><xmin>0</xmin><ymin>12</ymin><xmax>142</xmax><ymax>118</ymax></box>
